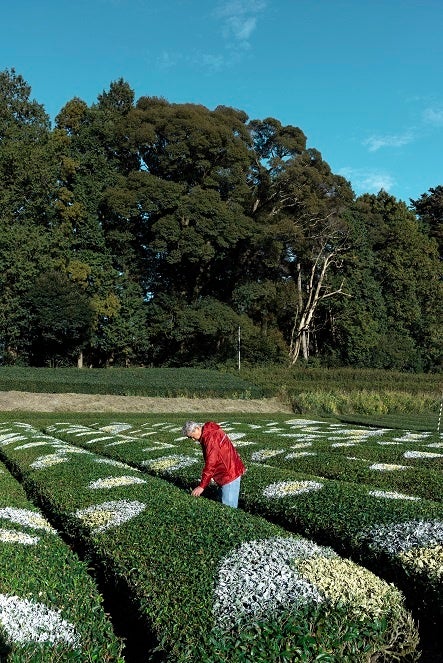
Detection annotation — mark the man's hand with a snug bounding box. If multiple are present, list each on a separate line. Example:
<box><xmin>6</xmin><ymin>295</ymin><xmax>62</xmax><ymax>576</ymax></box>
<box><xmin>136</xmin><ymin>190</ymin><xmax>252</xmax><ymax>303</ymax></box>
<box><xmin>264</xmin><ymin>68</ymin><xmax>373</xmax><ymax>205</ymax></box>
<box><xmin>191</xmin><ymin>486</ymin><xmax>204</xmax><ymax>497</ymax></box>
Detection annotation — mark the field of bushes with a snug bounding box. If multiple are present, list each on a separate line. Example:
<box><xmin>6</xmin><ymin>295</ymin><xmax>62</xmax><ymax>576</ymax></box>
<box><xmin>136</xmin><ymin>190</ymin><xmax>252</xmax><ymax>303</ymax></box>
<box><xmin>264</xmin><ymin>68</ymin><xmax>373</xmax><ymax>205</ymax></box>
<box><xmin>0</xmin><ymin>366</ymin><xmax>441</xmax><ymax>661</ymax></box>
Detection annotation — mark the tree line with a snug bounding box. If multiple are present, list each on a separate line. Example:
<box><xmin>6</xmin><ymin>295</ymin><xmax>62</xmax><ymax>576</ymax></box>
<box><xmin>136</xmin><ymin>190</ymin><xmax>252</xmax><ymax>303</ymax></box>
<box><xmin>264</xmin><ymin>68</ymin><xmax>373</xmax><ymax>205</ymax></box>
<box><xmin>0</xmin><ymin>68</ymin><xmax>441</xmax><ymax>371</ymax></box>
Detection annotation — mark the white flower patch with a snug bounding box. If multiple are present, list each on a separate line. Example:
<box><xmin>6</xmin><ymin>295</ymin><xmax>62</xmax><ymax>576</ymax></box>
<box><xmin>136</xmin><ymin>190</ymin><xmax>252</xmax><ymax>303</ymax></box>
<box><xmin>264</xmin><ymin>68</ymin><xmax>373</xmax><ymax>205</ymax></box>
<box><xmin>360</xmin><ymin>429</ymin><xmax>390</xmax><ymax>437</ymax></box>
<box><xmin>331</xmin><ymin>442</ymin><xmax>356</xmax><ymax>448</ymax></box>
<box><xmin>377</xmin><ymin>441</ymin><xmax>402</xmax><ymax>445</ymax></box>
<box><xmin>104</xmin><ymin>441</ymin><xmax>128</xmax><ymax>447</ymax></box>
<box><xmin>53</xmin><ymin>445</ymin><xmax>92</xmax><ymax>455</ymax></box>
<box><xmin>74</xmin><ymin>431</ymin><xmax>101</xmax><ymax>437</ymax></box>
<box><xmin>368</xmin><ymin>490</ymin><xmax>420</xmax><ymax>501</ymax></box>
<box><xmin>0</xmin><ymin>529</ymin><xmax>40</xmax><ymax>545</ymax></box>
<box><xmin>30</xmin><ymin>454</ymin><xmax>70</xmax><ymax>469</ymax></box>
<box><xmin>289</xmin><ymin>442</ymin><xmax>313</xmax><ymax>449</ymax></box>
<box><xmin>0</xmin><ymin>594</ymin><xmax>80</xmax><ymax>646</ymax></box>
<box><xmin>88</xmin><ymin>475</ymin><xmax>147</xmax><ymax>490</ymax></box>
<box><xmin>94</xmin><ymin>458</ymin><xmax>138</xmax><ymax>471</ymax></box>
<box><xmin>213</xmin><ymin>537</ymin><xmax>330</xmax><ymax>629</ymax></box>
<box><xmin>250</xmin><ymin>449</ymin><xmax>285</xmax><ymax>462</ymax></box>
<box><xmin>59</xmin><ymin>426</ymin><xmax>91</xmax><ymax>433</ymax></box>
<box><xmin>141</xmin><ymin>454</ymin><xmax>199</xmax><ymax>472</ymax></box>
<box><xmin>31</xmin><ymin>434</ymin><xmax>61</xmax><ymax>442</ymax></box>
<box><xmin>0</xmin><ymin>434</ymin><xmax>26</xmax><ymax>446</ymax></box>
<box><xmin>263</xmin><ymin>480</ymin><xmax>323</xmax><ymax>499</ymax></box>
<box><xmin>399</xmin><ymin>545</ymin><xmax>443</xmax><ymax>581</ymax></box>
<box><xmin>285</xmin><ymin>452</ymin><xmax>316</xmax><ymax>459</ymax></box>
<box><xmin>369</xmin><ymin>463</ymin><xmax>408</xmax><ymax>471</ymax></box>
<box><xmin>227</xmin><ymin>432</ymin><xmax>245</xmax><ymax>441</ymax></box>
<box><xmin>285</xmin><ymin>419</ymin><xmax>323</xmax><ymax>426</ymax></box>
<box><xmin>427</xmin><ymin>442</ymin><xmax>443</xmax><ymax>448</ymax></box>
<box><xmin>393</xmin><ymin>432</ymin><xmax>430</xmax><ymax>442</ymax></box>
<box><xmin>361</xmin><ymin>520</ymin><xmax>443</xmax><ymax>556</ymax></box>
<box><xmin>83</xmin><ymin>437</ymin><xmax>114</xmax><ymax>444</ymax></box>
<box><xmin>14</xmin><ymin>441</ymin><xmax>52</xmax><ymax>450</ymax></box>
<box><xmin>75</xmin><ymin>500</ymin><xmax>146</xmax><ymax>533</ymax></box>
<box><xmin>231</xmin><ymin>439</ymin><xmax>256</xmax><ymax>447</ymax></box>
<box><xmin>100</xmin><ymin>423</ymin><xmax>133</xmax><ymax>434</ymax></box>
<box><xmin>346</xmin><ymin>456</ymin><xmax>370</xmax><ymax>462</ymax></box>
<box><xmin>142</xmin><ymin>443</ymin><xmax>176</xmax><ymax>451</ymax></box>
<box><xmin>404</xmin><ymin>450</ymin><xmax>443</xmax><ymax>460</ymax></box>
<box><xmin>288</xmin><ymin>434</ymin><xmax>318</xmax><ymax>442</ymax></box>
<box><xmin>46</xmin><ymin>425</ymin><xmax>84</xmax><ymax>434</ymax></box>
<box><xmin>0</xmin><ymin>508</ymin><xmax>55</xmax><ymax>533</ymax></box>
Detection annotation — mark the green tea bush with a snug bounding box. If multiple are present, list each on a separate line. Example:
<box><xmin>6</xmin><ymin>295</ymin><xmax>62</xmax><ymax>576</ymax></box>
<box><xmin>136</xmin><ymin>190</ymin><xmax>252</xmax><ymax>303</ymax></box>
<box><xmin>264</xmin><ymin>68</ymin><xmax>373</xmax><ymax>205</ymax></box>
<box><xmin>0</xmin><ymin>366</ymin><xmax>263</xmax><ymax>398</ymax></box>
<box><xmin>0</xmin><ymin>423</ymin><xmax>420</xmax><ymax>662</ymax></box>
<box><xmin>0</xmin><ymin>450</ymin><xmax>123</xmax><ymax>662</ymax></box>
<box><xmin>43</xmin><ymin>419</ymin><xmax>443</xmax><ymax>642</ymax></box>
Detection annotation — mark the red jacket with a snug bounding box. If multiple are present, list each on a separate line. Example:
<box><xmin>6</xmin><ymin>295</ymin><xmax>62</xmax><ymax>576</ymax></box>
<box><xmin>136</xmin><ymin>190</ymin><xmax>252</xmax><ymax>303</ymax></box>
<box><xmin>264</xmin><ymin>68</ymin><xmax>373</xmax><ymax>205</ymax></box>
<box><xmin>198</xmin><ymin>422</ymin><xmax>246</xmax><ymax>489</ymax></box>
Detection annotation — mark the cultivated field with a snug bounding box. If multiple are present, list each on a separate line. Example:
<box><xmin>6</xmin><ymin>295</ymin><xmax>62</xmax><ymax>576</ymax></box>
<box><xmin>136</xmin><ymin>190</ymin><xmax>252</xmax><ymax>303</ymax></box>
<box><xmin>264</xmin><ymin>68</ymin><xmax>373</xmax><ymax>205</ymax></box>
<box><xmin>0</xmin><ymin>367</ymin><xmax>441</xmax><ymax>661</ymax></box>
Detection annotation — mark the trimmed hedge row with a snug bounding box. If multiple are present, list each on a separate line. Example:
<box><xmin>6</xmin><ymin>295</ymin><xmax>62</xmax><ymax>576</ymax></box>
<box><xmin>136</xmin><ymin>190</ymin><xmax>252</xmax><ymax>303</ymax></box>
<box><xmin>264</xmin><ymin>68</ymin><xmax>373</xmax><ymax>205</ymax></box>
<box><xmin>0</xmin><ymin>366</ymin><xmax>264</xmax><ymax>399</ymax></box>
<box><xmin>0</xmin><ymin>422</ymin><xmax>419</xmax><ymax>662</ymax></box>
<box><xmin>0</xmin><ymin>449</ymin><xmax>123</xmax><ymax>661</ymax></box>
<box><xmin>43</xmin><ymin>419</ymin><xmax>443</xmax><ymax>635</ymax></box>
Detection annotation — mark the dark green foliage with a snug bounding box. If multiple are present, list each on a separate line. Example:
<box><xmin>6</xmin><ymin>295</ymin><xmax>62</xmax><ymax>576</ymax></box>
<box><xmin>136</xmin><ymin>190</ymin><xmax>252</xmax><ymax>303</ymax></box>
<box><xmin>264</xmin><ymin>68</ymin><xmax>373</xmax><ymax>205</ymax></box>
<box><xmin>0</xmin><ymin>68</ymin><xmax>441</xmax><ymax>369</ymax></box>
<box><xmin>27</xmin><ymin>270</ymin><xmax>94</xmax><ymax>366</ymax></box>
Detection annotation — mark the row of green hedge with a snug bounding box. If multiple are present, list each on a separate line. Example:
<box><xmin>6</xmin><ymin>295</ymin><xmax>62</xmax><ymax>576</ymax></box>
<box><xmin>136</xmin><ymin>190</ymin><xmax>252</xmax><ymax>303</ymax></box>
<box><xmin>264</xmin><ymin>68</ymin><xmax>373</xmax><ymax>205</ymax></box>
<box><xmin>231</xmin><ymin>422</ymin><xmax>443</xmax><ymax>502</ymax></box>
<box><xmin>0</xmin><ymin>422</ymin><xmax>419</xmax><ymax>662</ymax></box>
<box><xmin>0</xmin><ymin>450</ymin><xmax>123</xmax><ymax>661</ymax></box>
<box><xmin>0</xmin><ymin>367</ymin><xmax>263</xmax><ymax>399</ymax></box>
<box><xmin>241</xmin><ymin>366</ymin><xmax>443</xmax><ymax>397</ymax></box>
<box><xmin>43</xmin><ymin>418</ymin><xmax>443</xmax><ymax>637</ymax></box>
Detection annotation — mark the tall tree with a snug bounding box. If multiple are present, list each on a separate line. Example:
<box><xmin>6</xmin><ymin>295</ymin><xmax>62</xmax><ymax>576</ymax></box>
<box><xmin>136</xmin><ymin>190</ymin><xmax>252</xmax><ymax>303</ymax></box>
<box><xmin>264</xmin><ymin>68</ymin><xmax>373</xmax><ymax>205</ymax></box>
<box><xmin>53</xmin><ymin>80</ymin><xmax>153</xmax><ymax>366</ymax></box>
<box><xmin>28</xmin><ymin>270</ymin><xmax>94</xmax><ymax>366</ymax></box>
<box><xmin>240</xmin><ymin>117</ymin><xmax>354</xmax><ymax>363</ymax></box>
<box><xmin>100</xmin><ymin>99</ymin><xmax>259</xmax><ymax>363</ymax></box>
<box><xmin>0</xmin><ymin>68</ymin><xmax>60</xmax><ymax>362</ymax></box>
<box><xmin>410</xmin><ymin>185</ymin><xmax>443</xmax><ymax>260</ymax></box>
<box><xmin>333</xmin><ymin>191</ymin><xmax>442</xmax><ymax>371</ymax></box>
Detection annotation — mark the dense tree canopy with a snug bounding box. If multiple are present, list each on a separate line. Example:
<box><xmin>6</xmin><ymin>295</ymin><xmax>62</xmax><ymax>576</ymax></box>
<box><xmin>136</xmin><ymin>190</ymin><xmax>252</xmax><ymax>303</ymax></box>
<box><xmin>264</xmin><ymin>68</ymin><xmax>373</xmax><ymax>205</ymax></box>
<box><xmin>0</xmin><ymin>68</ymin><xmax>441</xmax><ymax>371</ymax></box>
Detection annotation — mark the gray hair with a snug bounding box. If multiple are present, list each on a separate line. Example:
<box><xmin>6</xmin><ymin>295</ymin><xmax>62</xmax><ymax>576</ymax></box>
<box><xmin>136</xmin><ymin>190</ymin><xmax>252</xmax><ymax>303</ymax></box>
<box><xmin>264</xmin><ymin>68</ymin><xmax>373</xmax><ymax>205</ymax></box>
<box><xmin>181</xmin><ymin>421</ymin><xmax>202</xmax><ymax>437</ymax></box>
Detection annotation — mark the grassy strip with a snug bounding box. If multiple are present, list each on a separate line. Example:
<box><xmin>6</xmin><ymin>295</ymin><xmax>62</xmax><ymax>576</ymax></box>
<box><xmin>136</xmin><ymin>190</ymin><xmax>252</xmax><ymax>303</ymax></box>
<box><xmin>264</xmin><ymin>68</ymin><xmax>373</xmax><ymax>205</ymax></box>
<box><xmin>0</xmin><ymin>422</ymin><xmax>419</xmax><ymax>662</ymax></box>
<box><xmin>240</xmin><ymin>366</ymin><xmax>442</xmax><ymax>421</ymax></box>
<box><xmin>43</xmin><ymin>419</ymin><xmax>443</xmax><ymax>639</ymax></box>
<box><xmin>0</xmin><ymin>450</ymin><xmax>123</xmax><ymax>662</ymax></box>
<box><xmin>240</xmin><ymin>366</ymin><xmax>443</xmax><ymax>397</ymax></box>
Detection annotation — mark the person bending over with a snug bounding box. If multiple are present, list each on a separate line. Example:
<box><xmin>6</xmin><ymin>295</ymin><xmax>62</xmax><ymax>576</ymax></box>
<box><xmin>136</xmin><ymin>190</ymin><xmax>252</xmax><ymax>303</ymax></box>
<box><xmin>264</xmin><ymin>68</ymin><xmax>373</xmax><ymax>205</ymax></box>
<box><xmin>182</xmin><ymin>420</ymin><xmax>246</xmax><ymax>508</ymax></box>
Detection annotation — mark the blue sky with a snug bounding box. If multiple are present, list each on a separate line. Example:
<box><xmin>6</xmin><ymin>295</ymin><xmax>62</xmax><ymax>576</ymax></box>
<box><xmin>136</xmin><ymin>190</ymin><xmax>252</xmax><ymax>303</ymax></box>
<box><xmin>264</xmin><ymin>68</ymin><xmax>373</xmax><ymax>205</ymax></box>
<box><xmin>3</xmin><ymin>0</ymin><xmax>442</xmax><ymax>203</ymax></box>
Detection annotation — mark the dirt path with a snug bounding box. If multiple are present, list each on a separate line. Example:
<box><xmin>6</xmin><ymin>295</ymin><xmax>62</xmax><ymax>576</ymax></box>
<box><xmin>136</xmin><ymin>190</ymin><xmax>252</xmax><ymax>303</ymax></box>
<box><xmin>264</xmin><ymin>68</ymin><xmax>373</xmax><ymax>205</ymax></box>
<box><xmin>0</xmin><ymin>391</ymin><xmax>292</xmax><ymax>414</ymax></box>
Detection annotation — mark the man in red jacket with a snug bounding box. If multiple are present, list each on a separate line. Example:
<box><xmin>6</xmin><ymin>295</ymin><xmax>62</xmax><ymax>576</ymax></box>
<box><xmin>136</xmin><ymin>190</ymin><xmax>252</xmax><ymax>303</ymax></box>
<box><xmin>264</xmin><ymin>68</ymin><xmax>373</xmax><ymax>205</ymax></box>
<box><xmin>182</xmin><ymin>420</ymin><xmax>246</xmax><ymax>508</ymax></box>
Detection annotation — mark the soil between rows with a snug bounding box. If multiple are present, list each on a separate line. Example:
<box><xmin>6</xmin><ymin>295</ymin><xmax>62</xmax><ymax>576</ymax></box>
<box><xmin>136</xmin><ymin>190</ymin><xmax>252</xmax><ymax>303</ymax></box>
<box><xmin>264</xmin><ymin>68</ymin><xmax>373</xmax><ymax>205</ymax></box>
<box><xmin>0</xmin><ymin>390</ymin><xmax>292</xmax><ymax>414</ymax></box>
